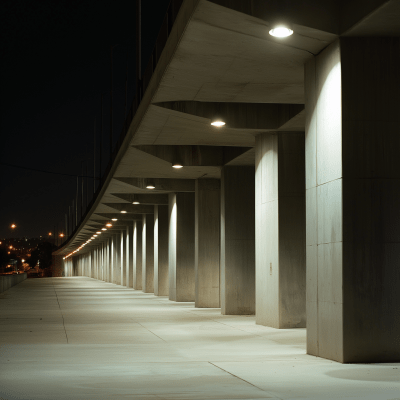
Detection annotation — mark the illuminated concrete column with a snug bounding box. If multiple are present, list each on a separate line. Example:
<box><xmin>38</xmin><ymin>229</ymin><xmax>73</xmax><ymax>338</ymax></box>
<box><xmin>168</xmin><ymin>193</ymin><xmax>195</xmax><ymax>302</ymax></box>
<box><xmin>108</xmin><ymin>237</ymin><xmax>112</xmax><ymax>283</ymax></box>
<box><xmin>305</xmin><ymin>38</ymin><xmax>400</xmax><ymax>363</ymax></box>
<box><xmin>195</xmin><ymin>179</ymin><xmax>220</xmax><ymax>308</ymax></box>
<box><xmin>142</xmin><ymin>214</ymin><xmax>154</xmax><ymax>293</ymax></box>
<box><xmin>93</xmin><ymin>249</ymin><xmax>96</xmax><ymax>279</ymax></box>
<box><xmin>96</xmin><ymin>247</ymin><xmax>99</xmax><ymax>279</ymax></box>
<box><xmin>133</xmin><ymin>221</ymin><xmax>142</xmax><ymax>290</ymax></box>
<box><xmin>126</xmin><ymin>224</ymin><xmax>133</xmax><ymax>288</ymax></box>
<box><xmin>111</xmin><ymin>235</ymin><xmax>117</xmax><ymax>284</ymax></box>
<box><xmin>154</xmin><ymin>205</ymin><xmax>169</xmax><ymax>296</ymax></box>
<box><xmin>101</xmin><ymin>245</ymin><xmax>104</xmax><ymax>280</ymax></box>
<box><xmin>220</xmin><ymin>166</ymin><xmax>255</xmax><ymax>315</ymax></box>
<box><xmin>255</xmin><ymin>132</ymin><xmax>306</xmax><ymax>329</ymax></box>
<box><xmin>121</xmin><ymin>229</ymin><xmax>126</xmax><ymax>286</ymax></box>
<box><xmin>106</xmin><ymin>239</ymin><xmax>109</xmax><ymax>281</ymax></box>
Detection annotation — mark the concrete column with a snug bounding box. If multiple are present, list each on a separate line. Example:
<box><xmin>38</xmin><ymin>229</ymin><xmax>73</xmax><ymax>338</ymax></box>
<box><xmin>121</xmin><ymin>229</ymin><xmax>126</xmax><ymax>286</ymax></box>
<box><xmin>100</xmin><ymin>242</ymin><xmax>104</xmax><ymax>281</ymax></box>
<box><xmin>115</xmin><ymin>233</ymin><xmax>122</xmax><ymax>285</ymax></box>
<box><xmin>104</xmin><ymin>239</ymin><xmax>111</xmax><ymax>282</ymax></box>
<box><xmin>255</xmin><ymin>132</ymin><xmax>306</xmax><ymax>328</ymax></box>
<box><xmin>195</xmin><ymin>179</ymin><xmax>220</xmax><ymax>308</ymax></box>
<box><xmin>133</xmin><ymin>221</ymin><xmax>142</xmax><ymax>290</ymax></box>
<box><xmin>111</xmin><ymin>235</ymin><xmax>117</xmax><ymax>284</ymax></box>
<box><xmin>220</xmin><ymin>166</ymin><xmax>255</xmax><ymax>315</ymax></box>
<box><xmin>142</xmin><ymin>214</ymin><xmax>154</xmax><ymax>293</ymax></box>
<box><xmin>305</xmin><ymin>38</ymin><xmax>400</xmax><ymax>363</ymax></box>
<box><xmin>168</xmin><ymin>193</ymin><xmax>195</xmax><ymax>302</ymax></box>
<box><xmin>127</xmin><ymin>225</ymin><xmax>133</xmax><ymax>288</ymax></box>
<box><xmin>154</xmin><ymin>205</ymin><xmax>169</xmax><ymax>296</ymax></box>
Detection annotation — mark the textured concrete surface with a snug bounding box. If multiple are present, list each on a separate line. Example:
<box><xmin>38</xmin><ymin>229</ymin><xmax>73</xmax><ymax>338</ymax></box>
<box><xmin>255</xmin><ymin>132</ymin><xmax>306</xmax><ymax>329</ymax></box>
<box><xmin>305</xmin><ymin>38</ymin><xmax>400</xmax><ymax>363</ymax></box>
<box><xmin>1</xmin><ymin>277</ymin><xmax>399</xmax><ymax>400</ymax></box>
<box><xmin>220</xmin><ymin>166</ymin><xmax>255</xmax><ymax>315</ymax></box>
<box><xmin>168</xmin><ymin>193</ymin><xmax>195</xmax><ymax>302</ymax></box>
<box><xmin>195</xmin><ymin>179</ymin><xmax>220</xmax><ymax>308</ymax></box>
<box><xmin>142</xmin><ymin>214</ymin><xmax>155</xmax><ymax>293</ymax></box>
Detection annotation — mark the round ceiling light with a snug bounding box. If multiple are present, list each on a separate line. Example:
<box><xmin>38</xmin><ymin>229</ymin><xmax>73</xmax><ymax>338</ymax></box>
<box><xmin>269</xmin><ymin>25</ymin><xmax>293</xmax><ymax>38</ymax></box>
<box><xmin>211</xmin><ymin>120</ymin><xmax>225</xmax><ymax>127</ymax></box>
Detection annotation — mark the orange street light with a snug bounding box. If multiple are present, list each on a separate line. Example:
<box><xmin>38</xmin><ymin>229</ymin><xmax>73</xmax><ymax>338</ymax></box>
<box><xmin>48</xmin><ymin>232</ymin><xmax>52</xmax><ymax>236</ymax></box>
<box><xmin>59</xmin><ymin>233</ymin><xmax>64</xmax><ymax>238</ymax></box>
<box><xmin>11</xmin><ymin>224</ymin><xmax>16</xmax><ymax>229</ymax></box>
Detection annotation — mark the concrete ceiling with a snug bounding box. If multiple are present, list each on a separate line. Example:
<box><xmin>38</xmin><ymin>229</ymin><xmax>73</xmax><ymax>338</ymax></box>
<box><xmin>58</xmin><ymin>0</ymin><xmax>399</xmax><ymax>256</ymax></box>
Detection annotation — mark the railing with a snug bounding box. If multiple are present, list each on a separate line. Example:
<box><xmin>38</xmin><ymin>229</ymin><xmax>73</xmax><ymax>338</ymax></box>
<box><xmin>60</xmin><ymin>0</ymin><xmax>184</xmax><ymax>250</ymax></box>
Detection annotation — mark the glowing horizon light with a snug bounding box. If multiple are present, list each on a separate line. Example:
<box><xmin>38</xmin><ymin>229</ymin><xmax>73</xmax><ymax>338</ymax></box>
<box><xmin>211</xmin><ymin>120</ymin><xmax>225</xmax><ymax>127</ymax></box>
<box><xmin>269</xmin><ymin>26</ymin><xmax>293</xmax><ymax>37</ymax></box>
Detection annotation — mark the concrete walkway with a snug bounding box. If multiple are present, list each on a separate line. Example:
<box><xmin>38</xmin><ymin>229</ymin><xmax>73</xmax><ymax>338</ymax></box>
<box><xmin>0</xmin><ymin>277</ymin><xmax>399</xmax><ymax>400</ymax></box>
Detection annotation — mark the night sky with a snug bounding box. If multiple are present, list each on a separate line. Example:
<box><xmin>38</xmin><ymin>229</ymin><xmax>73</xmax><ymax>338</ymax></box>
<box><xmin>0</xmin><ymin>0</ymin><xmax>170</xmax><ymax>239</ymax></box>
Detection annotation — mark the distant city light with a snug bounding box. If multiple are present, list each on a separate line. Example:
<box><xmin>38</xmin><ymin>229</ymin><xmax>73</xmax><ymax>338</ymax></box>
<box><xmin>11</xmin><ymin>224</ymin><xmax>16</xmax><ymax>229</ymax></box>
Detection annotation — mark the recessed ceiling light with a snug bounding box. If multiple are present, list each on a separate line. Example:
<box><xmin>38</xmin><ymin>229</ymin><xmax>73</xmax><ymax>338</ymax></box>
<box><xmin>269</xmin><ymin>25</ymin><xmax>293</xmax><ymax>38</ymax></box>
<box><xmin>102</xmin><ymin>228</ymin><xmax>107</xmax><ymax>231</ymax></box>
<box><xmin>120</xmin><ymin>210</ymin><xmax>127</xmax><ymax>213</ymax></box>
<box><xmin>172</xmin><ymin>163</ymin><xmax>183</xmax><ymax>168</ymax></box>
<box><xmin>106</xmin><ymin>223</ymin><xmax>112</xmax><ymax>227</ymax></box>
<box><xmin>211</xmin><ymin>120</ymin><xmax>225</xmax><ymax>127</ymax></box>
<box><xmin>111</xmin><ymin>218</ymin><xmax>117</xmax><ymax>221</ymax></box>
<box><xmin>132</xmin><ymin>201</ymin><xmax>140</xmax><ymax>204</ymax></box>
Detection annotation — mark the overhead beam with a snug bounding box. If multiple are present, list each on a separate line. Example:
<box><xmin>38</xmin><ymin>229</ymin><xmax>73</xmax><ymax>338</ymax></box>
<box><xmin>115</xmin><ymin>177</ymin><xmax>195</xmax><ymax>192</ymax></box>
<box><xmin>103</xmin><ymin>203</ymin><xmax>154</xmax><ymax>214</ymax></box>
<box><xmin>133</xmin><ymin>145</ymin><xmax>253</xmax><ymax>166</ymax></box>
<box><xmin>154</xmin><ymin>101</ymin><xmax>304</xmax><ymax>130</ymax></box>
<box><xmin>111</xmin><ymin>193</ymin><xmax>169</xmax><ymax>205</ymax></box>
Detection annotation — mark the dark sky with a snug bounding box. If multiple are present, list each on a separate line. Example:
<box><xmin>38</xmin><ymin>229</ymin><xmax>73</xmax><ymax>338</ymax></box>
<box><xmin>0</xmin><ymin>0</ymin><xmax>170</xmax><ymax>239</ymax></box>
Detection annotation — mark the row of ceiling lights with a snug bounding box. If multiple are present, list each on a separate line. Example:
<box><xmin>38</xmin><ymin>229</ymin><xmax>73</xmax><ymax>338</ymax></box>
<box><xmin>63</xmin><ymin>23</ymin><xmax>293</xmax><ymax>260</ymax></box>
<box><xmin>63</xmin><ymin>219</ymin><xmax>119</xmax><ymax>259</ymax></box>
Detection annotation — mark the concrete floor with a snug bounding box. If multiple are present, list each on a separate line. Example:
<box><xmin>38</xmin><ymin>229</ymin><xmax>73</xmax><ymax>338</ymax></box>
<box><xmin>0</xmin><ymin>277</ymin><xmax>399</xmax><ymax>400</ymax></box>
